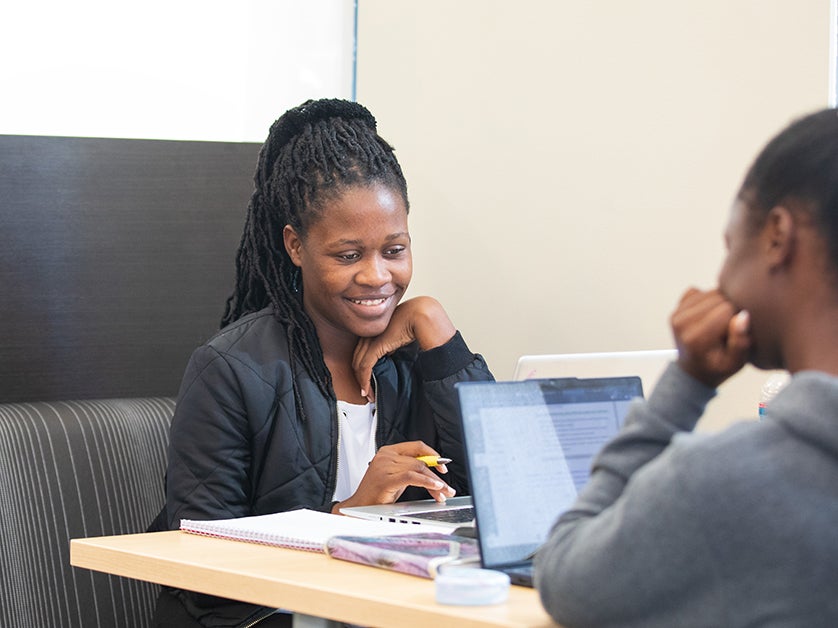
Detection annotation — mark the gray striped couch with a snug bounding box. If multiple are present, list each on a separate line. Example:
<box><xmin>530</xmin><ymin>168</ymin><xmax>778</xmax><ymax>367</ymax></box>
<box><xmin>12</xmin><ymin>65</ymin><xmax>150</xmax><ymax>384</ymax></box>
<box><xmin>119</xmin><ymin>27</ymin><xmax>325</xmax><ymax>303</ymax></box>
<box><xmin>0</xmin><ymin>397</ymin><xmax>175</xmax><ymax>628</ymax></box>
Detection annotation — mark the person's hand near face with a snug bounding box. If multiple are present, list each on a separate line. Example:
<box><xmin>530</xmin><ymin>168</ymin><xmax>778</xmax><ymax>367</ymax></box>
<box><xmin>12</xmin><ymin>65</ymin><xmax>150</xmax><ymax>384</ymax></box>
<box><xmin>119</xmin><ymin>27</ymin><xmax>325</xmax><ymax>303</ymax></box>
<box><xmin>352</xmin><ymin>296</ymin><xmax>456</xmax><ymax>399</ymax></box>
<box><xmin>670</xmin><ymin>287</ymin><xmax>752</xmax><ymax>389</ymax></box>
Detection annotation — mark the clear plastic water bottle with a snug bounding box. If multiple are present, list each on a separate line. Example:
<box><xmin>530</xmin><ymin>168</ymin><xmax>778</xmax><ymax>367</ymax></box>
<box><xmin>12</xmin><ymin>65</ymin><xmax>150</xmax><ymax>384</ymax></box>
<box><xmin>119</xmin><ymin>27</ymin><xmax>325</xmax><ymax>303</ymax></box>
<box><xmin>758</xmin><ymin>372</ymin><xmax>790</xmax><ymax>419</ymax></box>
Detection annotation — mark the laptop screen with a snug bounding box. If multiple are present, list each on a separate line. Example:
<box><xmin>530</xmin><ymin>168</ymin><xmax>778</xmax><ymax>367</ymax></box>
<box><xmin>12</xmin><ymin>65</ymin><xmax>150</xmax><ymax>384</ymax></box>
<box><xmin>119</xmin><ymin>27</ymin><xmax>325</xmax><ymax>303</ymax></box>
<box><xmin>457</xmin><ymin>377</ymin><xmax>643</xmax><ymax>568</ymax></box>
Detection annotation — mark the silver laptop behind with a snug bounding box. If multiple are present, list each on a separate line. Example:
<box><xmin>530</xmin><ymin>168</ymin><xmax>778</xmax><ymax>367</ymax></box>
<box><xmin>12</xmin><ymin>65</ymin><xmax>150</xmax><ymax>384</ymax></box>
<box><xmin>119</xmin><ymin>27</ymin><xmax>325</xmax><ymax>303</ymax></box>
<box><xmin>513</xmin><ymin>349</ymin><xmax>675</xmax><ymax>395</ymax></box>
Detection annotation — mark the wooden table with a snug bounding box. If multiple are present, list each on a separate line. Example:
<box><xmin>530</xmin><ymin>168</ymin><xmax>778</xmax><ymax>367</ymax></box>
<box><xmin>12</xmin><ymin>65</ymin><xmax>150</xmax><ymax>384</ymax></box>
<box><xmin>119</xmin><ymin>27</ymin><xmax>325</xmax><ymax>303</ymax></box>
<box><xmin>70</xmin><ymin>531</ymin><xmax>557</xmax><ymax>628</ymax></box>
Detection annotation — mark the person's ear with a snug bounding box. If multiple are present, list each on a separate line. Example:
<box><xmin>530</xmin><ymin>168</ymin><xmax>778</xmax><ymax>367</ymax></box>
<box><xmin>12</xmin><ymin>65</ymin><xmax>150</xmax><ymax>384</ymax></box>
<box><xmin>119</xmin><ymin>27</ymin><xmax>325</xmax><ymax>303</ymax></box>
<box><xmin>283</xmin><ymin>225</ymin><xmax>303</xmax><ymax>267</ymax></box>
<box><xmin>764</xmin><ymin>205</ymin><xmax>795</xmax><ymax>270</ymax></box>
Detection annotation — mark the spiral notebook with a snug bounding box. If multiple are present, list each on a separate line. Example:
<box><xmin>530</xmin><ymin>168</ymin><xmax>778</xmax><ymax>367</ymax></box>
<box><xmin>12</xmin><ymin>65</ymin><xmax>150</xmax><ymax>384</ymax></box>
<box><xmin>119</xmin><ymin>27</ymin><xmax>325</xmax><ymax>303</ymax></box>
<box><xmin>180</xmin><ymin>508</ymin><xmax>450</xmax><ymax>553</ymax></box>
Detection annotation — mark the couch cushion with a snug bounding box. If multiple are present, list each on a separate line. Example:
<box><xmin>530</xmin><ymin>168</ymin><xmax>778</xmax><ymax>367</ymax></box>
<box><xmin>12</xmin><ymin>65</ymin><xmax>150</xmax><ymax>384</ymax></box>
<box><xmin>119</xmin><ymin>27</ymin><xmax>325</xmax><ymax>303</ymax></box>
<box><xmin>0</xmin><ymin>397</ymin><xmax>174</xmax><ymax>628</ymax></box>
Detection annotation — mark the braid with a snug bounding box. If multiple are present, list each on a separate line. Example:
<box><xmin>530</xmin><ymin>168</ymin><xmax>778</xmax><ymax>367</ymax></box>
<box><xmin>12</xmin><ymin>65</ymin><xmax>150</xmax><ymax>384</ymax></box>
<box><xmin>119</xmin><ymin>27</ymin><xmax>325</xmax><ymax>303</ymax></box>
<box><xmin>221</xmin><ymin>99</ymin><xmax>408</xmax><ymax>416</ymax></box>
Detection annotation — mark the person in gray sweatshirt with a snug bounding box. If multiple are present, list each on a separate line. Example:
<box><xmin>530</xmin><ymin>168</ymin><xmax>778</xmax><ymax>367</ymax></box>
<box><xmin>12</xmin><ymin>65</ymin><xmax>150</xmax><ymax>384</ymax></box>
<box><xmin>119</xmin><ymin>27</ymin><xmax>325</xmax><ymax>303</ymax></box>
<box><xmin>534</xmin><ymin>108</ymin><xmax>838</xmax><ymax>627</ymax></box>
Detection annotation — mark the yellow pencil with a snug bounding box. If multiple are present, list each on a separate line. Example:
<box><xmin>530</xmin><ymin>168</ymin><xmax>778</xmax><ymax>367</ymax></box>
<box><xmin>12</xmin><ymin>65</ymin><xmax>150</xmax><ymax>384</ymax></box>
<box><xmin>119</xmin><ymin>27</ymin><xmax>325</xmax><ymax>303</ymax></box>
<box><xmin>416</xmin><ymin>455</ymin><xmax>452</xmax><ymax>467</ymax></box>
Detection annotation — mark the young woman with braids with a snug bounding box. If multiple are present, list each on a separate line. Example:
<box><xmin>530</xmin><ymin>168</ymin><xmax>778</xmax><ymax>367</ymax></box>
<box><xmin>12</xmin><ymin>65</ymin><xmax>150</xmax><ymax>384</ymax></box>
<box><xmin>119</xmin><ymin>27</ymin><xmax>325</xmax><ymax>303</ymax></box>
<box><xmin>150</xmin><ymin>99</ymin><xmax>494</xmax><ymax>627</ymax></box>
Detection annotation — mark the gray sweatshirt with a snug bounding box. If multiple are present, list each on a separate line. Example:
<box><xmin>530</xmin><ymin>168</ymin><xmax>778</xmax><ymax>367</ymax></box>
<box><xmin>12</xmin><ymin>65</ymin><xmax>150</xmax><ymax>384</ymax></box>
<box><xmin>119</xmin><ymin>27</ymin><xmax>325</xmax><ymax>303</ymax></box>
<box><xmin>534</xmin><ymin>363</ymin><xmax>838</xmax><ymax>627</ymax></box>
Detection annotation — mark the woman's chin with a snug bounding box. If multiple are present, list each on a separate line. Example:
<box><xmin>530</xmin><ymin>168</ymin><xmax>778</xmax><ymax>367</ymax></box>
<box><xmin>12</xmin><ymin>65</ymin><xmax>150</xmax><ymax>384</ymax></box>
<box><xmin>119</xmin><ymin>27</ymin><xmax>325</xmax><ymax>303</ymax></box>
<box><xmin>351</xmin><ymin>316</ymin><xmax>393</xmax><ymax>339</ymax></box>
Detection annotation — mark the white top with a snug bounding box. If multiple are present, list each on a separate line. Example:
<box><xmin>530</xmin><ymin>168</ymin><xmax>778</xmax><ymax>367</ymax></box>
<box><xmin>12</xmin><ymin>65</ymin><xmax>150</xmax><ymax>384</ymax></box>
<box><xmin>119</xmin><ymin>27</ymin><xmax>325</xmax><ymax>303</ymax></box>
<box><xmin>332</xmin><ymin>400</ymin><xmax>377</xmax><ymax>502</ymax></box>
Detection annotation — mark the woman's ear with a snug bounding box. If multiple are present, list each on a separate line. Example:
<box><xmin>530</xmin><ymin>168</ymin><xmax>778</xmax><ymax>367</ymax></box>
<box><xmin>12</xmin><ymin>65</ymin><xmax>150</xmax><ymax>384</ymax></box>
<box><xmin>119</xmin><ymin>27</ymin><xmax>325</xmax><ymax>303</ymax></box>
<box><xmin>764</xmin><ymin>205</ymin><xmax>796</xmax><ymax>270</ymax></box>
<box><xmin>283</xmin><ymin>225</ymin><xmax>303</xmax><ymax>267</ymax></box>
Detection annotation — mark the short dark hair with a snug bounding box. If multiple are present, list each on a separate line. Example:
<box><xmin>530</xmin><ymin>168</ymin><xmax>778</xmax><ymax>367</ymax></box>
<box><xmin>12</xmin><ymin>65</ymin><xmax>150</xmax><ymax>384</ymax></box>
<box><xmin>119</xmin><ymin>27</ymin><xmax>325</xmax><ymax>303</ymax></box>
<box><xmin>222</xmin><ymin>99</ymin><xmax>409</xmax><ymax>411</ymax></box>
<box><xmin>739</xmin><ymin>108</ymin><xmax>838</xmax><ymax>273</ymax></box>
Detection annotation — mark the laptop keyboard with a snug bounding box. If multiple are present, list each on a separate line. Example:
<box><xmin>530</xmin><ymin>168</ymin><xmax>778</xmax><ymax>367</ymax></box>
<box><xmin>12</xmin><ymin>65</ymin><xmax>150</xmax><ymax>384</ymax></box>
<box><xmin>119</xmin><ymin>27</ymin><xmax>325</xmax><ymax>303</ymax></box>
<box><xmin>408</xmin><ymin>506</ymin><xmax>475</xmax><ymax>523</ymax></box>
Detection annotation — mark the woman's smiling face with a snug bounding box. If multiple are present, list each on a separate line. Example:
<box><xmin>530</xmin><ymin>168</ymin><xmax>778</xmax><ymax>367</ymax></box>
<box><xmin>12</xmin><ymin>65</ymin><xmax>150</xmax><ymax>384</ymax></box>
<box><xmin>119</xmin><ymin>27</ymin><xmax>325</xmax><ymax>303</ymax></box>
<box><xmin>284</xmin><ymin>183</ymin><xmax>412</xmax><ymax>345</ymax></box>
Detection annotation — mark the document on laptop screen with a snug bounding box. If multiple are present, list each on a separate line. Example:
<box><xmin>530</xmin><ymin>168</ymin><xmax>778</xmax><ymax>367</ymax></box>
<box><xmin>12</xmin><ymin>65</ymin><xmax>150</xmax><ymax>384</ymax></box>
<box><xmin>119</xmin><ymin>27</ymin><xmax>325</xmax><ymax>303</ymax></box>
<box><xmin>549</xmin><ymin>399</ymin><xmax>631</xmax><ymax>489</ymax></box>
<box><xmin>471</xmin><ymin>400</ymin><xmax>577</xmax><ymax>560</ymax></box>
<box><xmin>463</xmin><ymin>380</ymin><xmax>634</xmax><ymax>566</ymax></box>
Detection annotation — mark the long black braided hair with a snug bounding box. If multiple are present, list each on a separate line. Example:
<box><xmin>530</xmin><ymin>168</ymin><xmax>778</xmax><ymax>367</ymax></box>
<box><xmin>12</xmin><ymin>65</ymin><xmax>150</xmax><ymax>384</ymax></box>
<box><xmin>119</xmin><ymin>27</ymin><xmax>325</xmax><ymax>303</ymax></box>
<box><xmin>221</xmin><ymin>99</ymin><xmax>409</xmax><ymax>411</ymax></box>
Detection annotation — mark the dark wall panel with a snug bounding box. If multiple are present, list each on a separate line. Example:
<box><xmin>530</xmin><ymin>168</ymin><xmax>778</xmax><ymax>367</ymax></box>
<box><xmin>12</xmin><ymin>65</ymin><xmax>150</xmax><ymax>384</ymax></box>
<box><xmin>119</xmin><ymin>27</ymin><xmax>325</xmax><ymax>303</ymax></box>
<box><xmin>0</xmin><ymin>135</ymin><xmax>261</xmax><ymax>402</ymax></box>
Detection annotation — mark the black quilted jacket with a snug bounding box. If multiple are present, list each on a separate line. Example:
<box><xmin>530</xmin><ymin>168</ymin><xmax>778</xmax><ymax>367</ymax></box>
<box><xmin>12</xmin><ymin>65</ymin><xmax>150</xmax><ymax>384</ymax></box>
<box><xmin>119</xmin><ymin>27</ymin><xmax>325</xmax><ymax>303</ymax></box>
<box><xmin>150</xmin><ymin>306</ymin><xmax>493</xmax><ymax>627</ymax></box>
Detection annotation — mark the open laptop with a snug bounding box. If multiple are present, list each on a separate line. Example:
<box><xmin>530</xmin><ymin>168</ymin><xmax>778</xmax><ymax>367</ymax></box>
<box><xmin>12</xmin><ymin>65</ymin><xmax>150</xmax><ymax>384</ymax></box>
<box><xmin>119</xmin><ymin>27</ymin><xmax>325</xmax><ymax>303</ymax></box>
<box><xmin>340</xmin><ymin>494</ymin><xmax>474</xmax><ymax>530</ymax></box>
<box><xmin>513</xmin><ymin>349</ymin><xmax>675</xmax><ymax>394</ymax></box>
<box><xmin>457</xmin><ymin>376</ymin><xmax>643</xmax><ymax>586</ymax></box>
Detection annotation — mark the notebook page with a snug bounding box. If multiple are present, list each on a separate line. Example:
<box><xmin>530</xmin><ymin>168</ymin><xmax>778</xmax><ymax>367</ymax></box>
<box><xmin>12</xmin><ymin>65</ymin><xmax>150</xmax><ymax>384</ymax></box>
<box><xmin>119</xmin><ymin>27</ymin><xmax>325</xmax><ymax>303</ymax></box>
<box><xmin>180</xmin><ymin>509</ymin><xmax>448</xmax><ymax>552</ymax></box>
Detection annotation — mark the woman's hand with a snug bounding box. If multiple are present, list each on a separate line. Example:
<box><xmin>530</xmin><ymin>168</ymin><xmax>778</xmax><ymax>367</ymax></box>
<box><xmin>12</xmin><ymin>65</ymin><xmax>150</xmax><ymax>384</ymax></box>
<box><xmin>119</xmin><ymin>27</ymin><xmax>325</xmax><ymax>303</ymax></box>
<box><xmin>353</xmin><ymin>296</ymin><xmax>456</xmax><ymax>399</ymax></box>
<box><xmin>331</xmin><ymin>441</ymin><xmax>455</xmax><ymax>514</ymax></box>
<box><xmin>670</xmin><ymin>287</ymin><xmax>752</xmax><ymax>388</ymax></box>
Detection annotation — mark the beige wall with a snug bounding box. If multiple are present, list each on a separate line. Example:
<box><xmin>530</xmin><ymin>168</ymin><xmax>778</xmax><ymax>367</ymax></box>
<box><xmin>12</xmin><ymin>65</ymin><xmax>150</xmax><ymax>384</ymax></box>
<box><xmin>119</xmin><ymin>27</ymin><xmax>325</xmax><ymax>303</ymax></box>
<box><xmin>356</xmin><ymin>0</ymin><xmax>830</xmax><ymax>429</ymax></box>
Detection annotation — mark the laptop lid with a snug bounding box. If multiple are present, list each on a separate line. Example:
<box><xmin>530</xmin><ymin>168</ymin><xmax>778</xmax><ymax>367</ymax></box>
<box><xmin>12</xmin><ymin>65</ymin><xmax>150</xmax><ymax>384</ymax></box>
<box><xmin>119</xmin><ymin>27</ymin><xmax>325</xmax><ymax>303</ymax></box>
<box><xmin>456</xmin><ymin>376</ymin><xmax>643</xmax><ymax>582</ymax></box>
<box><xmin>513</xmin><ymin>349</ymin><xmax>675</xmax><ymax>396</ymax></box>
